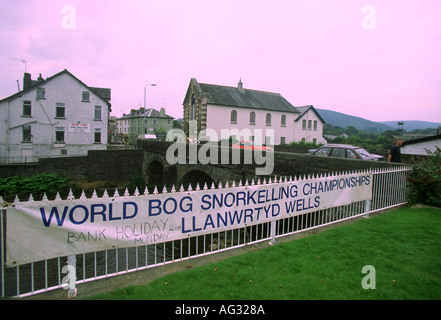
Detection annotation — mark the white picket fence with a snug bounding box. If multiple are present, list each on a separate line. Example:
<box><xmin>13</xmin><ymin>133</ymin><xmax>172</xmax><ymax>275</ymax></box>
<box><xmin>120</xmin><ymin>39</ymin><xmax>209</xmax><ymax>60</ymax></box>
<box><xmin>0</xmin><ymin>166</ymin><xmax>410</xmax><ymax>298</ymax></box>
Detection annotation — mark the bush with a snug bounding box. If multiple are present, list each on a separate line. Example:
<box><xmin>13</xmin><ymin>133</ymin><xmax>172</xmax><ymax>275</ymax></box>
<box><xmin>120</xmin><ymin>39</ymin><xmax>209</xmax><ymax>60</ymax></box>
<box><xmin>0</xmin><ymin>173</ymin><xmax>74</xmax><ymax>198</ymax></box>
<box><xmin>124</xmin><ymin>174</ymin><xmax>146</xmax><ymax>192</ymax></box>
<box><xmin>407</xmin><ymin>147</ymin><xmax>441</xmax><ymax>207</ymax></box>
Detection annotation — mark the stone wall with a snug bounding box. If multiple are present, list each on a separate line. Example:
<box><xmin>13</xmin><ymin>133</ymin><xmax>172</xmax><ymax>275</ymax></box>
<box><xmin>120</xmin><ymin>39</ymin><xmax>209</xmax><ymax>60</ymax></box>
<box><xmin>139</xmin><ymin>140</ymin><xmax>399</xmax><ymax>185</ymax></box>
<box><xmin>0</xmin><ymin>149</ymin><xmax>144</xmax><ymax>183</ymax></box>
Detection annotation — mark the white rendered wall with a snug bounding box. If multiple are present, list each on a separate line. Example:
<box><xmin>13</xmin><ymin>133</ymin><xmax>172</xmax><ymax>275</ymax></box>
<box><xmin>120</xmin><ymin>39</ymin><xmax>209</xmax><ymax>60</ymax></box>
<box><xmin>0</xmin><ymin>72</ymin><xmax>109</xmax><ymax>161</ymax></box>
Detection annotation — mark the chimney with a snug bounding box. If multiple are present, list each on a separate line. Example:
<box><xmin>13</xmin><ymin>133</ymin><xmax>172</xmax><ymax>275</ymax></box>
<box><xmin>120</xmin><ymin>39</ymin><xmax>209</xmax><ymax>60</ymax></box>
<box><xmin>160</xmin><ymin>107</ymin><xmax>165</xmax><ymax>117</ymax></box>
<box><xmin>37</xmin><ymin>73</ymin><xmax>44</xmax><ymax>82</ymax></box>
<box><xmin>23</xmin><ymin>73</ymin><xmax>32</xmax><ymax>91</ymax></box>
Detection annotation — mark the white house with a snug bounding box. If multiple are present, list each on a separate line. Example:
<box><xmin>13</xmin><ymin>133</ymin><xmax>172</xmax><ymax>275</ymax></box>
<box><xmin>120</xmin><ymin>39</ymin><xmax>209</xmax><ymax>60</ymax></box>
<box><xmin>401</xmin><ymin>133</ymin><xmax>441</xmax><ymax>156</ymax></box>
<box><xmin>182</xmin><ymin>78</ymin><xmax>326</xmax><ymax>145</ymax></box>
<box><xmin>116</xmin><ymin>107</ymin><xmax>174</xmax><ymax>144</ymax></box>
<box><xmin>0</xmin><ymin>69</ymin><xmax>111</xmax><ymax>163</ymax></box>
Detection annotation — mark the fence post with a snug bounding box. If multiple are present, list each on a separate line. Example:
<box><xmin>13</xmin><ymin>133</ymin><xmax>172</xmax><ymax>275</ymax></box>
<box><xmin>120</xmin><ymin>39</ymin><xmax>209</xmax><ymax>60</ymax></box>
<box><xmin>270</xmin><ymin>220</ymin><xmax>276</xmax><ymax>245</ymax></box>
<box><xmin>364</xmin><ymin>199</ymin><xmax>371</xmax><ymax>219</ymax></box>
<box><xmin>65</xmin><ymin>255</ymin><xmax>77</xmax><ymax>298</ymax></box>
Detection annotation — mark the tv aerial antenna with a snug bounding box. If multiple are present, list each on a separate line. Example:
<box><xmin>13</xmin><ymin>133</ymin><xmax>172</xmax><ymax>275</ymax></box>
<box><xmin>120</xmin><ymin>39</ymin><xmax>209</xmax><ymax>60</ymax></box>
<box><xmin>11</xmin><ymin>57</ymin><xmax>28</xmax><ymax>72</ymax></box>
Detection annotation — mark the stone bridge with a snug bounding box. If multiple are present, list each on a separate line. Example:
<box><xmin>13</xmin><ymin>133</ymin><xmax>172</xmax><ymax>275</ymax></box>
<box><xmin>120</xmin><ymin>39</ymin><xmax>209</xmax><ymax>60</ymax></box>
<box><xmin>138</xmin><ymin>140</ymin><xmax>397</xmax><ymax>189</ymax></box>
<box><xmin>141</xmin><ymin>141</ymin><xmax>258</xmax><ymax>189</ymax></box>
<box><xmin>0</xmin><ymin>140</ymin><xmax>398</xmax><ymax>191</ymax></box>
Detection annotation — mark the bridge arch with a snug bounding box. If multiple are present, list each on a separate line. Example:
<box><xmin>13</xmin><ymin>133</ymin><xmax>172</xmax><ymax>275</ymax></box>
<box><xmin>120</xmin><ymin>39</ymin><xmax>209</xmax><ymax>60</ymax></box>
<box><xmin>141</xmin><ymin>144</ymin><xmax>258</xmax><ymax>188</ymax></box>
<box><xmin>180</xmin><ymin>169</ymin><xmax>216</xmax><ymax>190</ymax></box>
<box><xmin>145</xmin><ymin>160</ymin><xmax>164</xmax><ymax>186</ymax></box>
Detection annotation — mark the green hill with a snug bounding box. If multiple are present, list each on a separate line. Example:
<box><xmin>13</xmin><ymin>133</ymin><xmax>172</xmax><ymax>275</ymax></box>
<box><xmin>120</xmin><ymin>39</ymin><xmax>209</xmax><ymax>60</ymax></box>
<box><xmin>316</xmin><ymin>109</ymin><xmax>393</xmax><ymax>133</ymax></box>
<box><xmin>380</xmin><ymin>120</ymin><xmax>441</xmax><ymax>132</ymax></box>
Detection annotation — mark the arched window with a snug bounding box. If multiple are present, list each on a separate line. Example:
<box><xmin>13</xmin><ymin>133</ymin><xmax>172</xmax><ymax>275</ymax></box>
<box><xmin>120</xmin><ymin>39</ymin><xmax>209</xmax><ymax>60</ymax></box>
<box><xmin>281</xmin><ymin>114</ymin><xmax>286</xmax><ymax>127</ymax></box>
<box><xmin>266</xmin><ymin>113</ymin><xmax>271</xmax><ymax>126</ymax></box>
<box><xmin>231</xmin><ymin>110</ymin><xmax>237</xmax><ymax>124</ymax></box>
<box><xmin>249</xmin><ymin>111</ymin><xmax>255</xmax><ymax>125</ymax></box>
<box><xmin>190</xmin><ymin>95</ymin><xmax>197</xmax><ymax>120</ymax></box>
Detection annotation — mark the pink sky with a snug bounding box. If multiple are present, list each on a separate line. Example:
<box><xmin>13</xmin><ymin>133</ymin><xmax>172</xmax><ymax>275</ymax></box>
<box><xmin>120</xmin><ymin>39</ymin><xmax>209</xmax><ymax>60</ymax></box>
<box><xmin>1</xmin><ymin>0</ymin><xmax>440</xmax><ymax>123</ymax></box>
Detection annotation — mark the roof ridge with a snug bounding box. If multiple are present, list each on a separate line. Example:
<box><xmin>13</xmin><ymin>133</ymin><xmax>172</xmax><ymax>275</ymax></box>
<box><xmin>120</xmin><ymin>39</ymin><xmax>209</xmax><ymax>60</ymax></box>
<box><xmin>0</xmin><ymin>69</ymin><xmax>111</xmax><ymax>108</ymax></box>
<box><xmin>199</xmin><ymin>82</ymin><xmax>281</xmax><ymax>96</ymax></box>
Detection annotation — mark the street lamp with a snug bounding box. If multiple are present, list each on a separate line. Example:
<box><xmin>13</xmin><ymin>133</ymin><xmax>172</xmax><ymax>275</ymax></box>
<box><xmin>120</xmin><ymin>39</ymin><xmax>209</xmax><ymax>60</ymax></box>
<box><xmin>143</xmin><ymin>83</ymin><xmax>156</xmax><ymax>136</ymax></box>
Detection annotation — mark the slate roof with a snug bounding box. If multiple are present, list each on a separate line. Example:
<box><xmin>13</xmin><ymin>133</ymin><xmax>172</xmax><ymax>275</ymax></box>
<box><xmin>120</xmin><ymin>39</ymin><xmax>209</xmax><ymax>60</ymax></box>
<box><xmin>197</xmin><ymin>80</ymin><xmax>299</xmax><ymax>114</ymax></box>
<box><xmin>401</xmin><ymin>134</ymin><xmax>441</xmax><ymax>146</ymax></box>
<box><xmin>0</xmin><ymin>69</ymin><xmax>111</xmax><ymax>108</ymax></box>
<box><xmin>186</xmin><ymin>78</ymin><xmax>326</xmax><ymax>123</ymax></box>
<box><xmin>295</xmin><ymin>105</ymin><xmax>326</xmax><ymax>123</ymax></box>
<box><xmin>119</xmin><ymin>107</ymin><xmax>173</xmax><ymax>119</ymax></box>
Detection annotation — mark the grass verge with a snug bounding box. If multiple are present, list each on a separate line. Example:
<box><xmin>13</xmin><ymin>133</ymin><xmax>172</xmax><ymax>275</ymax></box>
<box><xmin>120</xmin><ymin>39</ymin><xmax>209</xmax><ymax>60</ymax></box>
<box><xmin>91</xmin><ymin>207</ymin><xmax>441</xmax><ymax>300</ymax></box>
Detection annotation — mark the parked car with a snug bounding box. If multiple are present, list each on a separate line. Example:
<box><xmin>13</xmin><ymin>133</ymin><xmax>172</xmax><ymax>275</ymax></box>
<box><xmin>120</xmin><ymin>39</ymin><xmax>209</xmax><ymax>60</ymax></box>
<box><xmin>310</xmin><ymin>144</ymin><xmax>384</xmax><ymax>161</ymax></box>
<box><xmin>232</xmin><ymin>141</ymin><xmax>274</xmax><ymax>151</ymax></box>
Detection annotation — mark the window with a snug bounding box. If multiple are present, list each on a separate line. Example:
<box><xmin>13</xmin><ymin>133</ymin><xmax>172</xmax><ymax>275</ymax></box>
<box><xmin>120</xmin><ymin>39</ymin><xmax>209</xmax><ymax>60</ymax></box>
<box><xmin>280</xmin><ymin>137</ymin><xmax>286</xmax><ymax>144</ymax></box>
<box><xmin>355</xmin><ymin>148</ymin><xmax>373</xmax><ymax>160</ymax></box>
<box><xmin>265</xmin><ymin>136</ymin><xmax>272</xmax><ymax>145</ymax></box>
<box><xmin>313</xmin><ymin>120</ymin><xmax>318</xmax><ymax>131</ymax></box>
<box><xmin>331</xmin><ymin>148</ymin><xmax>345</xmax><ymax>158</ymax></box>
<box><xmin>315</xmin><ymin>147</ymin><xmax>331</xmax><ymax>156</ymax></box>
<box><xmin>55</xmin><ymin>127</ymin><xmax>65</xmax><ymax>143</ymax></box>
<box><xmin>230</xmin><ymin>110</ymin><xmax>237</xmax><ymax>124</ymax></box>
<box><xmin>347</xmin><ymin>149</ymin><xmax>357</xmax><ymax>159</ymax></box>
<box><xmin>94</xmin><ymin>128</ymin><xmax>101</xmax><ymax>143</ymax></box>
<box><xmin>94</xmin><ymin>105</ymin><xmax>102</xmax><ymax>120</ymax></box>
<box><xmin>82</xmin><ymin>91</ymin><xmax>90</xmax><ymax>102</ymax></box>
<box><xmin>55</xmin><ymin>103</ymin><xmax>65</xmax><ymax>118</ymax></box>
<box><xmin>166</xmin><ymin>119</ymin><xmax>172</xmax><ymax>125</ymax></box>
<box><xmin>249</xmin><ymin>112</ymin><xmax>255</xmax><ymax>125</ymax></box>
<box><xmin>190</xmin><ymin>95</ymin><xmax>196</xmax><ymax>120</ymax></box>
<box><xmin>302</xmin><ymin>119</ymin><xmax>307</xmax><ymax>130</ymax></box>
<box><xmin>23</xmin><ymin>101</ymin><xmax>31</xmax><ymax>116</ymax></box>
<box><xmin>266</xmin><ymin>113</ymin><xmax>271</xmax><ymax>126</ymax></box>
<box><xmin>22</xmin><ymin>125</ymin><xmax>32</xmax><ymax>142</ymax></box>
<box><xmin>308</xmin><ymin>120</ymin><xmax>312</xmax><ymax>130</ymax></box>
<box><xmin>36</xmin><ymin>88</ymin><xmax>45</xmax><ymax>99</ymax></box>
<box><xmin>281</xmin><ymin>114</ymin><xmax>286</xmax><ymax>127</ymax></box>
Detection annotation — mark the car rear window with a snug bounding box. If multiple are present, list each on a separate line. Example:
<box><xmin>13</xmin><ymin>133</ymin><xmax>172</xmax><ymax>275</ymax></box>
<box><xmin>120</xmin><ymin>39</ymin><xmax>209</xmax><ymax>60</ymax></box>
<box><xmin>315</xmin><ymin>147</ymin><xmax>332</xmax><ymax>156</ymax></box>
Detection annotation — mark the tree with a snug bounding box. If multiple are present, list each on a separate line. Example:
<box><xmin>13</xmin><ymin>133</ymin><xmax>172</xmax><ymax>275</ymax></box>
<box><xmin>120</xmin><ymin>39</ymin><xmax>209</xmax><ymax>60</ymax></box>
<box><xmin>345</xmin><ymin>126</ymin><xmax>359</xmax><ymax>136</ymax></box>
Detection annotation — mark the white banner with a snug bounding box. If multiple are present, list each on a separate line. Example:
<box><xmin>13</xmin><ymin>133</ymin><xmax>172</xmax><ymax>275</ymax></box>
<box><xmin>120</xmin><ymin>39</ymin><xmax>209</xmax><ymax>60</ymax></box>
<box><xmin>6</xmin><ymin>172</ymin><xmax>372</xmax><ymax>266</ymax></box>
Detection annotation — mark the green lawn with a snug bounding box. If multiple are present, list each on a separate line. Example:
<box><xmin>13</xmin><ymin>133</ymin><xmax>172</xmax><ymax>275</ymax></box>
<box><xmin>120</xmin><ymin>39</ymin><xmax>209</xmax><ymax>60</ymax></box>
<box><xmin>92</xmin><ymin>207</ymin><xmax>441</xmax><ymax>300</ymax></box>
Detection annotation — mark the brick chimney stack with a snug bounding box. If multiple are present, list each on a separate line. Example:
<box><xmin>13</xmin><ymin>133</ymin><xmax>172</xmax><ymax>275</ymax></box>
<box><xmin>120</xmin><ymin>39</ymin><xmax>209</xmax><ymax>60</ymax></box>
<box><xmin>23</xmin><ymin>73</ymin><xmax>32</xmax><ymax>91</ymax></box>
